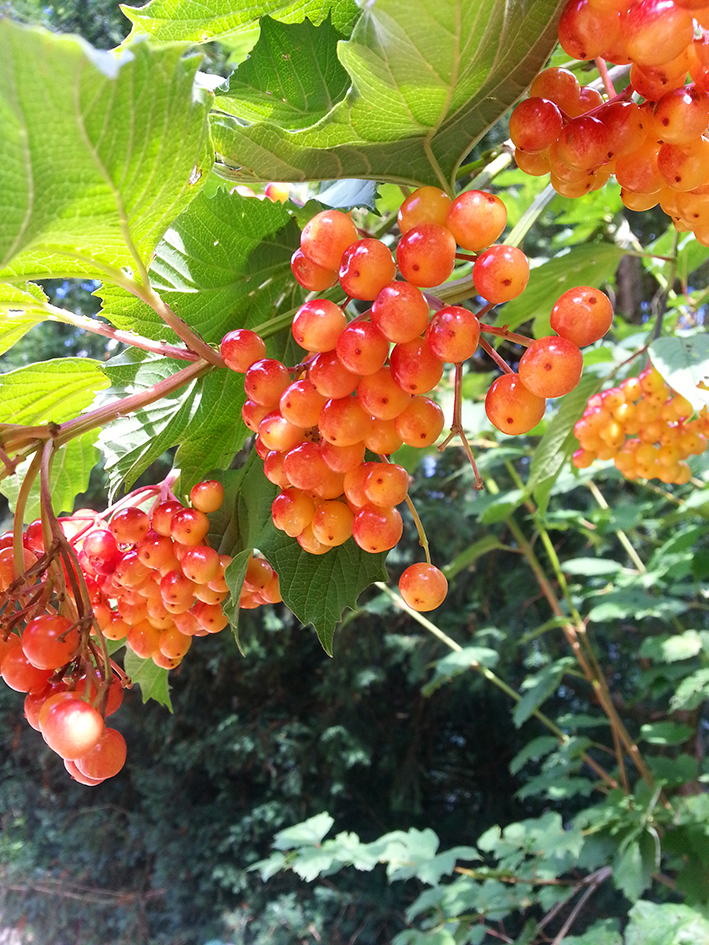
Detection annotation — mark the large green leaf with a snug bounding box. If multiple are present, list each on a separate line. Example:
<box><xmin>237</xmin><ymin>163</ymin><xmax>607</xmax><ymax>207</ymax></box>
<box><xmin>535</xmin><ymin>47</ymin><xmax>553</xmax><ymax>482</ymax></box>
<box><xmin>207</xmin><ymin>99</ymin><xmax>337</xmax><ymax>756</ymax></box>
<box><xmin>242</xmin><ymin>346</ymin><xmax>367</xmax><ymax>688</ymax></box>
<box><xmin>0</xmin><ymin>21</ymin><xmax>212</xmax><ymax>284</ymax></box>
<box><xmin>625</xmin><ymin>901</ymin><xmax>709</xmax><ymax>945</ymax></box>
<box><xmin>121</xmin><ymin>0</ymin><xmax>360</xmax><ymax>46</ymax></box>
<box><xmin>502</xmin><ymin>244</ymin><xmax>627</xmax><ymax>335</ymax></box>
<box><xmin>0</xmin><ymin>358</ymin><xmax>108</xmax><ymax>425</ymax></box>
<box><xmin>96</xmin><ymin>350</ymin><xmax>247</xmax><ymax>496</ymax></box>
<box><xmin>216</xmin><ymin>17</ymin><xmax>350</xmax><ymax>130</ymax></box>
<box><xmin>0</xmin><ymin>282</ymin><xmax>51</xmax><ymax>356</ymax></box>
<box><xmin>0</xmin><ymin>358</ymin><xmax>109</xmax><ymax>519</ymax></box>
<box><xmin>97</xmin><ymin>188</ymin><xmax>303</xmax><ymax>343</ymax></box>
<box><xmin>649</xmin><ymin>334</ymin><xmax>709</xmax><ymax>412</ymax></box>
<box><xmin>211</xmin><ymin>0</ymin><xmax>566</xmax><ymax>189</ymax></box>
<box><xmin>207</xmin><ymin>456</ymin><xmax>388</xmax><ymax>654</ymax></box>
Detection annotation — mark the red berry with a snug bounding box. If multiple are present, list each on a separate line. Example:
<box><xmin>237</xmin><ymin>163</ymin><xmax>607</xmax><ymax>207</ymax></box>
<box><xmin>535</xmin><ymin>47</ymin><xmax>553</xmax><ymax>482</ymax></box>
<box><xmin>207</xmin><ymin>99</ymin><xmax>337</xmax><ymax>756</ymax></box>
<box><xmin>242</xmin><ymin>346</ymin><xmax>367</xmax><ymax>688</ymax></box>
<box><xmin>300</xmin><ymin>210</ymin><xmax>359</xmax><ymax>270</ymax></box>
<box><xmin>485</xmin><ymin>373</ymin><xmax>546</xmax><ymax>435</ymax></box>
<box><xmin>550</xmin><ymin>287</ymin><xmax>614</xmax><ymax>347</ymax></box>
<box><xmin>190</xmin><ymin>480</ymin><xmax>225</xmax><ymax>513</ymax></box>
<box><xmin>220</xmin><ymin>329</ymin><xmax>267</xmax><ymax>373</ymax></box>
<box><xmin>518</xmin><ymin>336</ymin><xmax>584</xmax><ymax>398</ymax></box>
<box><xmin>338</xmin><ymin>239</ymin><xmax>396</xmax><ymax>301</ymax></box>
<box><xmin>290</xmin><ymin>247</ymin><xmax>338</xmax><ymax>291</ymax></box>
<box><xmin>396</xmin><ymin>224</ymin><xmax>456</xmax><ymax>287</ymax></box>
<box><xmin>398</xmin><ymin>187</ymin><xmax>452</xmax><ymax>232</ymax></box>
<box><xmin>473</xmin><ymin>245</ymin><xmax>529</xmax><ymax>303</ymax></box>
<box><xmin>425</xmin><ymin>306</ymin><xmax>480</xmax><ymax>363</ymax></box>
<box><xmin>399</xmin><ymin>563</ymin><xmax>448</xmax><ymax>611</ymax></box>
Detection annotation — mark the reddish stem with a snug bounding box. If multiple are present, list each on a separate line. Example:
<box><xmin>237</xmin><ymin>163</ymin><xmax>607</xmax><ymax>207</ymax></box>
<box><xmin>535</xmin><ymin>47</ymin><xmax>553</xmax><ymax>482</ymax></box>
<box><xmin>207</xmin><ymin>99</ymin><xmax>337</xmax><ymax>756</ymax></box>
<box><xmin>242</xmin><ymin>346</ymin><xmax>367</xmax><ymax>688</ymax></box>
<box><xmin>595</xmin><ymin>57</ymin><xmax>616</xmax><ymax>99</ymax></box>
<box><xmin>480</xmin><ymin>323</ymin><xmax>533</xmax><ymax>348</ymax></box>
<box><xmin>479</xmin><ymin>337</ymin><xmax>514</xmax><ymax>374</ymax></box>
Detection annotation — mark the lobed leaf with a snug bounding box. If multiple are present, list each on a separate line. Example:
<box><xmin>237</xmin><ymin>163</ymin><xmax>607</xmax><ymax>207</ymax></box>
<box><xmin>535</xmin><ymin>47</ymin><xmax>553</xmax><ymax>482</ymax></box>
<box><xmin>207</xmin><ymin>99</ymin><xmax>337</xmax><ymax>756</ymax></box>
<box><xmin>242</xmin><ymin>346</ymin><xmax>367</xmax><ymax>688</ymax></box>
<box><xmin>207</xmin><ymin>455</ymin><xmax>388</xmax><ymax>654</ymax></box>
<box><xmin>211</xmin><ymin>0</ymin><xmax>566</xmax><ymax>189</ymax></box>
<box><xmin>0</xmin><ymin>22</ymin><xmax>212</xmax><ymax>284</ymax></box>
<box><xmin>121</xmin><ymin>0</ymin><xmax>360</xmax><ymax>46</ymax></box>
<box><xmin>123</xmin><ymin>649</ymin><xmax>173</xmax><ymax>710</ymax></box>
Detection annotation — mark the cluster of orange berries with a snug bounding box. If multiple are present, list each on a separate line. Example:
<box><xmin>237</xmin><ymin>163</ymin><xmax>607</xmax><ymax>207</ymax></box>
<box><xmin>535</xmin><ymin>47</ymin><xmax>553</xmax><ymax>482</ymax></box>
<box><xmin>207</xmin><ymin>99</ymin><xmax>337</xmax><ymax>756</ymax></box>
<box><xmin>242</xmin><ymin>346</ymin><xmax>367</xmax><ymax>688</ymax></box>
<box><xmin>573</xmin><ymin>366</ymin><xmax>709</xmax><ymax>482</ymax></box>
<box><xmin>511</xmin><ymin>0</ymin><xmax>709</xmax><ymax>241</ymax></box>
<box><xmin>221</xmin><ymin>186</ymin><xmax>615</xmax><ymax>610</ymax></box>
<box><xmin>0</xmin><ymin>479</ymin><xmax>281</xmax><ymax>785</ymax></box>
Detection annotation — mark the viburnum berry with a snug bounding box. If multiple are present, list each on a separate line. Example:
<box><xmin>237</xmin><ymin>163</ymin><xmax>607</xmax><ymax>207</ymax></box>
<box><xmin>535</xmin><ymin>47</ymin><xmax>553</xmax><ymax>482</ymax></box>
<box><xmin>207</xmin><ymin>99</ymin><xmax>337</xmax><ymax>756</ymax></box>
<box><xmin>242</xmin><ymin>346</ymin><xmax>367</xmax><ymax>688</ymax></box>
<box><xmin>371</xmin><ymin>282</ymin><xmax>431</xmax><ymax>343</ymax></box>
<box><xmin>300</xmin><ymin>209</ymin><xmax>360</xmax><ymax>271</ymax></box>
<box><xmin>244</xmin><ymin>358</ymin><xmax>291</xmax><ymax>407</ymax></box>
<box><xmin>308</xmin><ymin>351</ymin><xmax>360</xmax><ymax>399</ymax></box>
<box><xmin>518</xmin><ymin>336</ymin><xmax>584</xmax><ymax>399</ymax></box>
<box><xmin>395</xmin><ymin>396</ymin><xmax>445</xmax><ymax>447</ymax></box>
<box><xmin>352</xmin><ymin>505</ymin><xmax>403</xmax><ymax>554</ymax></box>
<box><xmin>22</xmin><ymin>614</ymin><xmax>78</xmax><ymax>670</ymax></box>
<box><xmin>473</xmin><ymin>245</ymin><xmax>529</xmax><ymax>303</ymax></box>
<box><xmin>398</xmin><ymin>186</ymin><xmax>452</xmax><ymax>232</ymax></box>
<box><xmin>445</xmin><ymin>190</ymin><xmax>507</xmax><ymax>252</ymax></box>
<box><xmin>290</xmin><ymin>247</ymin><xmax>338</xmax><ymax>292</ymax></box>
<box><xmin>76</xmin><ymin>727</ymin><xmax>127</xmax><ymax>780</ymax></box>
<box><xmin>311</xmin><ymin>501</ymin><xmax>355</xmax><ymax>547</ymax></box>
<box><xmin>550</xmin><ymin>287</ymin><xmax>614</xmax><ymax>347</ymax></box>
<box><xmin>190</xmin><ymin>480</ymin><xmax>225</xmax><ymax>514</ymax></box>
<box><xmin>399</xmin><ymin>563</ymin><xmax>448</xmax><ymax>611</ymax></box>
<box><xmin>110</xmin><ymin>507</ymin><xmax>149</xmax><ymax>545</ymax></box>
<box><xmin>364</xmin><ymin>418</ymin><xmax>405</xmax><ymax>455</ymax></box>
<box><xmin>485</xmin><ymin>373</ymin><xmax>546</xmax><ymax>435</ymax></box>
<box><xmin>356</xmin><ymin>367</ymin><xmax>412</xmax><ymax>420</ymax></box>
<box><xmin>396</xmin><ymin>224</ymin><xmax>457</xmax><ymax>287</ymax></box>
<box><xmin>390</xmin><ymin>339</ymin><xmax>444</xmax><ymax>394</ymax></box>
<box><xmin>336</xmin><ymin>322</ymin><xmax>390</xmax><ymax>376</ymax></box>
<box><xmin>425</xmin><ymin>306</ymin><xmax>480</xmax><ymax>363</ymax></box>
<box><xmin>42</xmin><ymin>698</ymin><xmax>105</xmax><ymax>760</ymax></box>
<box><xmin>338</xmin><ymin>239</ymin><xmax>396</xmax><ymax>301</ymax></box>
<box><xmin>220</xmin><ymin>329</ymin><xmax>267</xmax><ymax>373</ymax></box>
<box><xmin>292</xmin><ymin>300</ymin><xmax>347</xmax><ymax>353</ymax></box>
<box><xmin>509</xmin><ymin>98</ymin><xmax>564</xmax><ymax>154</ymax></box>
<box><xmin>318</xmin><ymin>397</ymin><xmax>373</xmax><ymax>447</ymax></box>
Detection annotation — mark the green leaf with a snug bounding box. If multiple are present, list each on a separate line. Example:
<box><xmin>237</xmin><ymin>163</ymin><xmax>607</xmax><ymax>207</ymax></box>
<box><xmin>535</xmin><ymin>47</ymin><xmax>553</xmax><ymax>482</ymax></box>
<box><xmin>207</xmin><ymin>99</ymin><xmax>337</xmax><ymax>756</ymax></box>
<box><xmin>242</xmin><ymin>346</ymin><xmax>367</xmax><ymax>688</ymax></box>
<box><xmin>502</xmin><ymin>244</ymin><xmax>626</xmax><ymax>334</ymax></box>
<box><xmin>0</xmin><ymin>282</ymin><xmax>51</xmax><ymax>356</ymax></box>
<box><xmin>513</xmin><ymin>658</ymin><xmax>574</xmax><ymax>727</ymax></box>
<box><xmin>649</xmin><ymin>334</ymin><xmax>709</xmax><ymax>412</ymax></box>
<box><xmin>96</xmin><ymin>351</ymin><xmax>248</xmax><ymax>496</ymax></box>
<box><xmin>2</xmin><ymin>432</ymin><xmax>99</xmax><ymax>522</ymax></box>
<box><xmin>206</xmin><ymin>454</ymin><xmax>388</xmax><ymax>655</ymax></box>
<box><xmin>563</xmin><ymin>919</ymin><xmax>622</xmax><ymax>945</ymax></box>
<box><xmin>527</xmin><ymin>373</ymin><xmax>602</xmax><ymax>513</ymax></box>
<box><xmin>259</xmin><ymin>531</ymin><xmax>388</xmax><ymax>655</ymax></box>
<box><xmin>123</xmin><ymin>649</ymin><xmax>172</xmax><ymax>710</ymax></box>
<box><xmin>640</xmin><ymin>721</ymin><xmax>694</xmax><ymax>746</ymax></box>
<box><xmin>588</xmin><ymin>589</ymin><xmax>687</xmax><ymax>623</ymax></box>
<box><xmin>0</xmin><ymin>23</ymin><xmax>212</xmax><ymax>282</ymax></box>
<box><xmin>509</xmin><ymin>735</ymin><xmax>559</xmax><ymax>775</ymax></box>
<box><xmin>639</xmin><ymin>630</ymin><xmax>704</xmax><ymax>663</ymax></box>
<box><xmin>121</xmin><ymin>0</ymin><xmax>360</xmax><ymax>46</ymax></box>
<box><xmin>0</xmin><ymin>357</ymin><xmax>108</xmax><ymax>425</ymax></box>
<box><xmin>97</xmin><ymin>188</ymin><xmax>302</xmax><ymax>344</ymax></box>
<box><xmin>562</xmin><ymin>557</ymin><xmax>623</xmax><ymax>577</ymax></box>
<box><xmin>613</xmin><ymin>836</ymin><xmax>653</xmax><ymax>902</ymax></box>
<box><xmin>211</xmin><ymin>0</ymin><xmax>566</xmax><ymax>189</ymax></box>
<box><xmin>272</xmin><ymin>811</ymin><xmax>334</xmax><ymax>849</ymax></box>
<box><xmin>670</xmin><ymin>668</ymin><xmax>709</xmax><ymax>711</ymax></box>
<box><xmin>215</xmin><ymin>17</ymin><xmax>350</xmax><ymax>130</ymax></box>
<box><xmin>422</xmin><ymin>646</ymin><xmax>500</xmax><ymax>696</ymax></box>
<box><xmin>442</xmin><ymin>535</ymin><xmax>506</xmax><ymax>581</ymax></box>
<box><xmin>625</xmin><ymin>901</ymin><xmax>709</xmax><ymax>945</ymax></box>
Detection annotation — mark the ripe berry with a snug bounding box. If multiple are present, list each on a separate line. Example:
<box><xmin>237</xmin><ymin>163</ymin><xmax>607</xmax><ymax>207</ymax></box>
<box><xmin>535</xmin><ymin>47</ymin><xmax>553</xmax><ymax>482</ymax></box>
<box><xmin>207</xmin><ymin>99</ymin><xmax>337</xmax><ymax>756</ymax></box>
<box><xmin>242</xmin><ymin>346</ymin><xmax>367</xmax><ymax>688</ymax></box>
<box><xmin>425</xmin><ymin>306</ymin><xmax>480</xmax><ymax>363</ymax></box>
<box><xmin>398</xmin><ymin>187</ymin><xmax>452</xmax><ymax>232</ymax></box>
<box><xmin>518</xmin><ymin>337</ymin><xmax>584</xmax><ymax>398</ymax></box>
<box><xmin>338</xmin><ymin>239</ymin><xmax>397</xmax><ymax>300</ymax></box>
<box><xmin>485</xmin><ymin>373</ymin><xmax>546</xmax><ymax>435</ymax></box>
<box><xmin>22</xmin><ymin>615</ymin><xmax>78</xmax><ymax>670</ymax></box>
<box><xmin>318</xmin><ymin>397</ymin><xmax>373</xmax><ymax>447</ymax></box>
<box><xmin>473</xmin><ymin>245</ymin><xmax>529</xmax><ymax>303</ymax></box>
<box><xmin>76</xmin><ymin>727</ymin><xmax>127</xmax><ymax>780</ymax></box>
<box><xmin>244</xmin><ymin>358</ymin><xmax>291</xmax><ymax>406</ymax></box>
<box><xmin>396</xmin><ymin>224</ymin><xmax>457</xmax><ymax>287</ymax></box>
<box><xmin>395</xmin><ymin>396</ymin><xmax>445</xmax><ymax>447</ymax></box>
<box><xmin>371</xmin><ymin>281</ymin><xmax>431</xmax><ymax>343</ymax></box>
<box><xmin>292</xmin><ymin>300</ymin><xmax>347</xmax><ymax>353</ymax></box>
<box><xmin>390</xmin><ymin>339</ymin><xmax>444</xmax><ymax>394</ymax></box>
<box><xmin>42</xmin><ymin>698</ymin><xmax>105</xmax><ymax>760</ymax></box>
<box><xmin>300</xmin><ymin>209</ymin><xmax>359</xmax><ymax>270</ymax></box>
<box><xmin>190</xmin><ymin>480</ymin><xmax>225</xmax><ymax>514</ymax></box>
<box><xmin>399</xmin><ymin>563</ymin><xmax>448</xmax><ymax>611</ymax></box>
<box><xmin>550</xmin><ymin>287</ymin><xmax>614</xmax><ymax>347</ymax></box>
<box><xmin>356</xmin><ymin>367</ymin><xmax>412</xmax><ymax>420</ymax></box>
<box><xmin>110</xmin><ymin>507</ymin><xmax>149</xmax><ymax>545</ymax></box>
<box><xmin>220</xmin><ymin>329</ymin><xmax>267</xmax><ymax>373</ymax></box>
<box><xmin>445</xmin><ymin>190</ymin><xmax>507</xmax><ymax>252</ymax></box>
<box><xmin>352</xmin><ymin>505</ymin><xmax>403</xmax><ymax>554</ymax></box>
<box><xmin>308</xmin><ymin>351</ymin><xmax>360</xmax><ymax>399</ymax></box>
<box><xmin>336</xmin><ymin>322</ymin><xmax>390</xmax><ymax>376</ymax></box>
<box><xmin>290</xmin><ymin>247</ymin><xmax>338</xmax><ymax>292</ymax></box>
<box><xmin>509</xmin><ymin>99</ymin><xmax>564</xmax><ymax>154</ymax></box>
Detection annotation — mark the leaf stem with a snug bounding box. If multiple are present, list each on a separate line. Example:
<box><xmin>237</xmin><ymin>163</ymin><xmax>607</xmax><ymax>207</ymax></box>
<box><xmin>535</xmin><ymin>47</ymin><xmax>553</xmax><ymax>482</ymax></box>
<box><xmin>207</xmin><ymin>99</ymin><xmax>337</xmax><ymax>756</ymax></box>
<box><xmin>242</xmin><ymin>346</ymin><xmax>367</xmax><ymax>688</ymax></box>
<box><xmin>134</xmin><ymin>286</ymin><xmax>225</xmax><ymax>368</ymax></box>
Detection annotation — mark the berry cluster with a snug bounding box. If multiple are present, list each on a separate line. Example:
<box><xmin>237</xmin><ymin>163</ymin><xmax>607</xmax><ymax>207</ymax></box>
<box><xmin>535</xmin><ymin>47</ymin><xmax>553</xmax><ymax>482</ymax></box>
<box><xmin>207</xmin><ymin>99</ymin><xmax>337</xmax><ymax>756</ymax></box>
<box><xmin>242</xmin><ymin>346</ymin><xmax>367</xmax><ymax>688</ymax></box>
<box><xmin>221</xmin><ymin>189</ymin><xmax>615</xmax><ymax>609</ymax></box>
<box><xmin>0</xmin><ymin>479</ymin><xmax>276</xmax><ymax>785</ymax></box>
<box><xmin>511</xmin><ymin>1</ymin><xmax>709</xmax><ymax>242</ymax></box>
<box><xmin>573</xmin><ymin>366</ymin><xmax>709</xmax><ymax>482</ymax></box>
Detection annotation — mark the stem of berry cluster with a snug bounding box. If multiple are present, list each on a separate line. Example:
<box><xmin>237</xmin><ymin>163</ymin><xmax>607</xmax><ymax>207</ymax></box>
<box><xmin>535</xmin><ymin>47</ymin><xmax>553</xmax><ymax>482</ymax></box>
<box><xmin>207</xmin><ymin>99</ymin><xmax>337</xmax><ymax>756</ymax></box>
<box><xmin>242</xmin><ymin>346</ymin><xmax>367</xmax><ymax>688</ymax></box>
<box><xmin>479</xmin><ymin>323</ymin><xmax>533</xmax><ymax>347</ymax></box>
<box><xmin>438</xmin><ymin>364</ymin><xmax>484</xmax><ymax>490</ymax></box>
<box><xmin>39</xmin><ymin>440</ymin><xmax>113</xmax><ymax>702</ymax></box>
<box><xmin>479</xmin><ymin>338</ymin><xmax>514</xmax><ymax>374</ymax></box>
<box><xmin>594</xmin><ymin>57</ymin><xmax>617</xmax><ymax>99</ymax></box>
<box><xmin>134</xmin><ymin>286</ymin><xmax>226</xmax><ymax>369</ymax></box>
